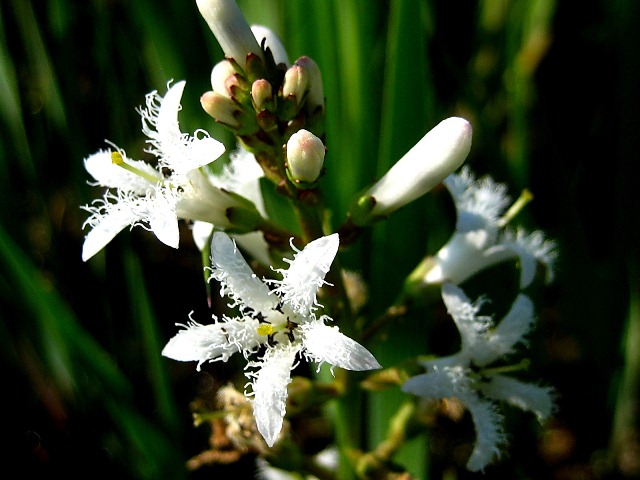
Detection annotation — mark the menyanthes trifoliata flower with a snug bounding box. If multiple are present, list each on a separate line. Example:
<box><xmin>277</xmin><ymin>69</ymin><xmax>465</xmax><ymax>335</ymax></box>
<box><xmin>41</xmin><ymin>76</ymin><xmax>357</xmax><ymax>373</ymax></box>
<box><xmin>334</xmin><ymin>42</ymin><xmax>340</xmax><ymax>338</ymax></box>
<box><xmin>349</xmin><ymin>117</ymin><xmax>472</xmax><ymax>226</ymax></box>
<box><xmin>402</xmin><ymin>283</ymin><xmax>555</xmax><ymax>472</ymax></box>
<box><xmin>81</xmin><ymin>81</ymin><xmax>230</xmax><ymax>261</ymax></box>
<box><xmin>162</xmin><ymin>232</ymin><xmax>381</xmax><ymax>447</ymax></box>
<box><xmin>80</xmin><ymin>81</ymin><xmax>267</xmax><ymax>262</ymax></box>
<box><xmin>422</xmin><ymin>167</ymin><xmax>557</xmax><ymax>288</ymax></box>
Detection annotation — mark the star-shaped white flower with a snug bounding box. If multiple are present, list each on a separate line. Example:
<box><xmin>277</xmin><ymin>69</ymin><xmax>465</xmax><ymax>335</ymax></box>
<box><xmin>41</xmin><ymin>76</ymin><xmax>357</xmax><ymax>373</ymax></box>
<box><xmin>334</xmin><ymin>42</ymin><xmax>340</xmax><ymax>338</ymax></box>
<box><xmin>423</xmin><ymin>167</ymin><xmax>557</xmax><ymax>288</ymax></box>
<box><xmin>402</xmin><ymin>283</ymin><xmax>555</xmax><ymax>472</ymax></box>
<box><xmin>81</xmin><ymin>81</ymin><xmax>265</xmax><ymax>262</ymax></box>
<box><xmin>162</xmin><ymin>232</ymin><xmax>381</xmax><ymax>447</ymax></box>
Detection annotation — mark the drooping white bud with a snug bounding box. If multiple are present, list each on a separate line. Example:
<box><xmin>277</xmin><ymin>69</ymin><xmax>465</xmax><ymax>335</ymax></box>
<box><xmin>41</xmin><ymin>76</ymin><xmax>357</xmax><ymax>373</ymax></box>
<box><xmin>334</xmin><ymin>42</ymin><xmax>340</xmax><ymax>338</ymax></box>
<box><xmin>366</xmin><ymin>117</ymin><xmax>472</xmax><ymax>218</ymax></box>
<box><xmin>196</xmin><ymin>0</ymin><xmax>263</xmax><ymax>67</ymax></box>
<box><xmin>285</xmin><ymin>129</ymin><xmax>325</xmax><ymax>185</ymax></box>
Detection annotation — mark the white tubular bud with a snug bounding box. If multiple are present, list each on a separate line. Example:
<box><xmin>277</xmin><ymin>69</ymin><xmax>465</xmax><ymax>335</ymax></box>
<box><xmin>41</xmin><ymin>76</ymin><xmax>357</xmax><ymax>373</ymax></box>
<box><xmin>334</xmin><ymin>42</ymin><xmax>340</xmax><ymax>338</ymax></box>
<box><xmin>196</xmin><ymin>0</ymin><xmax>263</xmax><ymax>67</ymax></box>
<box><xmin>367</xmin><ymin>117</ymin><xmax>472</xmax><ymax>217</ymax></box>
<box><xmin>251</xmin><ymin>24</ymin><xmax>290</xmax><ymax>67</ymax></box>
<box><xmin>294</xmin><ymin>56</ymin><xmax>324</xmax><ymax>112</ymax></box>
<box><xmin>286</xmin><ymin>129</ymin><xmax>325</xmax><ymax>185</ymax></box>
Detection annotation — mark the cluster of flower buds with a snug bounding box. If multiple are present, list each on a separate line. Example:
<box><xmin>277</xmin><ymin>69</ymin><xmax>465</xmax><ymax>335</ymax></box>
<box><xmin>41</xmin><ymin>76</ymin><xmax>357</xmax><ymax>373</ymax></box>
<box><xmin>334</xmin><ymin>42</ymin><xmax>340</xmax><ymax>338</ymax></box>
<box><xmin>197</xmin><ymin>0</ymin><xmax>325</xmax><ymax>190</ymax></box>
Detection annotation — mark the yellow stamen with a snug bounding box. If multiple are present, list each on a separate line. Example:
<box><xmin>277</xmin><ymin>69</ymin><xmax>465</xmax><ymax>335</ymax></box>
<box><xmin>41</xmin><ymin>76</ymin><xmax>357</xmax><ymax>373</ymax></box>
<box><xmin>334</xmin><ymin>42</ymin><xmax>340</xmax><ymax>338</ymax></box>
<box><xmin>111</xmin><ymin>151</ymin><xmax>125</xmax><ymax>165</ymax></box>
<box><xmin>257</xmin><ymin>324</ymin><xmax>274</xmax><ymax>336</ymax></box>
<box><xmin>111</xmin><ymin>150</ymin><xmax>163</xmax><ymax>184</ymax></box>
<box><xmin>499</xmin><ymin>188</ymin><xmax>534</xmax><ymax>227</ymax></box>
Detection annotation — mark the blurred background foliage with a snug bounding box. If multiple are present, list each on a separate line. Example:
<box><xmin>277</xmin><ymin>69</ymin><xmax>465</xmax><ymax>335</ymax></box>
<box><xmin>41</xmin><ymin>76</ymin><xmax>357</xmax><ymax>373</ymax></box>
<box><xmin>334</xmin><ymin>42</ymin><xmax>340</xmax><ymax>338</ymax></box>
<box><xmin>1</xmin><ymin>0</ymin><xmax>639</xmax><ymax>478</ymax></box>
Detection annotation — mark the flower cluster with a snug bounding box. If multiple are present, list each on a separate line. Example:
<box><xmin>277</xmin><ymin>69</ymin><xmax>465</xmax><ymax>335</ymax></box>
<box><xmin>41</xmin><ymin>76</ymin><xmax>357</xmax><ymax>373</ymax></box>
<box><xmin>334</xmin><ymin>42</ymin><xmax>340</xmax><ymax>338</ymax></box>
<box><xmin>80</xmin><ymin>0</ymin><xmax>558</xmax><ymax>476</ymax></box>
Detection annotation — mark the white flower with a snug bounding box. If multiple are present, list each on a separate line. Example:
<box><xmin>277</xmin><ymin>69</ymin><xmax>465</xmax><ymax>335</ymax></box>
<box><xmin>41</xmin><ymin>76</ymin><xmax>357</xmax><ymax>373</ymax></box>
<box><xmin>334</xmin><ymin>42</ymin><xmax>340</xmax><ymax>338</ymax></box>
<box><xmin>423</xmin><ymin>167</ymin><xmax>557</xmax><ymax>288</ymax></box>
<box><xmin>402</xmin><ymin>283</ymin><xmax>555</xmax><ymax>472</ymax></box>
<box><xmin>81</xmin><ymin>81</ymin><xmax>265</xmax><ymax>262</ymax></box>
<box><xmin>162</xmin><ymin>232</ymin><xmax>381</xmax><ymax>447</ymax></box>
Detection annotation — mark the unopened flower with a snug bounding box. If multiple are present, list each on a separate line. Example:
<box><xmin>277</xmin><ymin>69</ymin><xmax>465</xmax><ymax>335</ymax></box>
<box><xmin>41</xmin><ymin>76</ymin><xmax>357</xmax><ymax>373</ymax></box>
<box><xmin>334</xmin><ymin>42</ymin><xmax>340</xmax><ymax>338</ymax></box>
<box><xmin>351</xmin><ymin>117</ymin><xmax>472</xmax><ymax>225</ymax></box>
<box><xmin>294</xmin><ymin>56</ymin><xmax>324</xmax><ymax>113</ymax></box>
<box><xmin>285</xmin><ymin>129</ymin><xmax>325</xmax><ymax>185</ymax></box>
<box><xmin>162</xmin><ymin>232</ymin><xmax>381</xmax><ymax>447</ymax></box>
<box><xmin>402</xmin><ymin>283</ymin><xmax>555</xmax><ymax>472</ymax></box>
<box><xmin>423</xmin><ymin>167</ymin><xmax>557</xmax><ymax>288</ymax></box>
<box><xmin>196</xmin><ymin>0</ymin><xmax>262</xmax><ymax>68</ymax></box>
<box><xmin>282</xmin><ymin>64</ymin><xmax>309</xmax><ymax>108</ymax></box>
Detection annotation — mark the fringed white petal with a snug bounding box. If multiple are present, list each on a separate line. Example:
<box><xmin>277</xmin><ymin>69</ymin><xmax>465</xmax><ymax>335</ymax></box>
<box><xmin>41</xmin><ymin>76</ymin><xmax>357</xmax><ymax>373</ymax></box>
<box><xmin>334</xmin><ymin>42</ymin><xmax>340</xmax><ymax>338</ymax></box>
<box><xmin>473</xmin><ymin>294</ymin><xmax>535</xmax><ymax>366</ymax></box>
<box><xmin>480</xmin><ymin>375</ymin><xmax>556</xmax><ymax>422</ymax></box>
<box><xmin>141</xmin><ymin>81</ymin><xmax>224</xmax><ymax>175</ymax></box>
<box><xmin>462</xmin><ymin>392</ymin><xmax>506</xmax><ymax>472</ymax></box>
<box><xmin>81</xmin><ymin>193</ymin><xmax>140</xmax><ymax>261</ymax></box>
<box><xmin>441</xmin><ymin>283</ymin><xmax>491</xmax><ymax>354</ymax></box>
<box><xmin>272</xmin><ymin>234</ymin><xmax>339</xmax><ymax>316</ymax></box>
<box><xmin>210</xmin><ymin>231</ymin><xmax>277</xmax><ymax>313</ymax></box>
<box><xmin>147</xmin><ymin>188</ymin><xmax>180</xmax><ymax>249</ymax></box>
<box><xmin>161</xmin><ymin>317</ymin><xmax>261</xmax><ymax>370</ymax></box>
<box><xmin>499</xmin><ymin>228</ymin><xmax>558</xmax><ymax>287</ymax></box>
<box><xmin>300</xmin><ymin>319</ymin><xmax>381</xmax><ymax>371</ymax></box>
<box><xmin>445</xmin><ymin>167</ymin><xmax>509</xmax><ymax>233</ymax></box>
<box><xmin>250</xmin><ymin>347</ymin><xmax>297</xmax><ymax>447</ymax></box>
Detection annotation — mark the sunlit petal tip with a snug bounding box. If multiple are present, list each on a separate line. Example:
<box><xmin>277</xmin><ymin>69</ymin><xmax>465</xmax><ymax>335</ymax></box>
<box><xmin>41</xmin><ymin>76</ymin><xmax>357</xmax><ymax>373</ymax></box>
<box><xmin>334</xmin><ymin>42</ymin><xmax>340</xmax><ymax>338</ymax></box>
<box><xmin>301</xmin><ymin>321</ymin><xmax>381</xmax><ymax>371</ymax></box>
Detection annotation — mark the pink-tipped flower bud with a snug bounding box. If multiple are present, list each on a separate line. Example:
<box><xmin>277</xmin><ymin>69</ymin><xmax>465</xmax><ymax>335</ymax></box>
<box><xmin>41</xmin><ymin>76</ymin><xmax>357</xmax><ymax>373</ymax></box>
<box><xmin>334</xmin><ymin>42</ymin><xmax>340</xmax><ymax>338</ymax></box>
<box><xmin>251</xmin><ymin>79</ymin><xmax>273</xmax><ymax>111</ymax></box>
<box><xmin>200</xmin><ymin>91</ymin><xmax>240</xmax><ymax>128</ymax></box>
<box><xmin>286</xmin><ymin>129</ymin><xmax>325</xmax><ymax>186</ymax></box>
<box><xmin>282</xmin><ymin>64</ymin><xmax>309</xmax><ymax>107</ymax></box>
<box><xmin>294</xmin><ymin>56</ymin><xmax>324</xmax><ymax>112</ymax></box>
<box><xmin>196</xmin><ymin>0</ymin><xmax>263</xmax><ymax>68</ymax></box>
